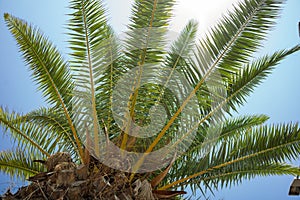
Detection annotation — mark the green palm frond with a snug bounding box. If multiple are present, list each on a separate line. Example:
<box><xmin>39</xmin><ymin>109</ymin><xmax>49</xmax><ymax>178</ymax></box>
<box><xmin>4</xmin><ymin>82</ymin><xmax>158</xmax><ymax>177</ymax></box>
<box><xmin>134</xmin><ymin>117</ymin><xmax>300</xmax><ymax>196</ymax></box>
<box><xmin>68</xmin><ymin>0</ymin><xmax>118</xmax><ymax>155</ymax></box>
<box><xmin>218</xmin><ymin>114</ymin><xmax>270</xmax><ymax>138</ymax></box>
<box><xmin>0</xmin><ymin>149</ymin><xmax>44</xmax><ymax>179</ymax></box>
<box><xmin>95</xmin><ymin>29</ymin><xmax>124</xmax><ymax>138</ymax></box>
<box><xmin>4</xmin><ymin>14</ymin><xmax>73</xmax><ymax>109</ymax></box>
<box><xmin>125</xmin><ymin>0</ymin><xmax>175</xmax><ymax>65</ymax></box>
<box><xmin>118</xmin><ymin>0</ymin><xmax>177</xmax><ymax>152</ymax></box>
<box><xmin>188</xmin><ymin>0</ymin><xmax>286</xmax><ymax>119</ymax></box>
<box><xmin>165</xmin><ymin>114</ymin><xmax>270</xmax><ymax>190</ymax></box>
<box><xmin>182</xmin><ymin>114</ymin><xmax>269</xmax><ymax>157</ymax></box>
<box><xmin>22</xmin><ymin>108</ymin><xmax>79</xmax><ymax>159</ymax></box>
<box><xmin>226</xmin><ymin>45</ymin><xmax>300</xmax><ymax>110</ymax></box>
<box><xmin>3</xmin><ymin>13</ymin><xmax>83</xmax><ymax>159</ymax></box>
<box><xmin>217</xmin><ymin>0</ymin><xmax>285</xmax><ymax>73</ymax></box>
<box><xmin>185</xmin><ymin>0</ymin><xmax>286</xmax><ymax>123</ymax></box>
<box><xmin>191</xmin><ymin>45</ymin><xmax>300</xmax><ymax>133</ymax></box>
<box><xmin>193</xmin><ymin>0</ymin><xmax>285</xmax><ymax>81</ymax></box>
<box><xmin>163</xmin><ymin>19</ymin><xmax>198</xmax><ymax>92</ymax></box>
<box><xmin>0</xmin><ymin>107</ymin><xmax>50</xmax><ymax>157</ymax></box>
<box><xmin>201</xmin><ymin>163</ymin><xmax>299</xmax><ymax>189</ymax></box>
<box><xmin>160</xmin><ymin>123</ymin><xmax>300</xmax><ymax>190</ymax></box>
<box><xmin>200</xmin><ymin>124</ymin><xmax>300</xmax><ymax>188</ymax></box>
<box><xmin>220</xmin><ymin>123</ymin><xmax>300</xmax><ymax>164</ymax></box>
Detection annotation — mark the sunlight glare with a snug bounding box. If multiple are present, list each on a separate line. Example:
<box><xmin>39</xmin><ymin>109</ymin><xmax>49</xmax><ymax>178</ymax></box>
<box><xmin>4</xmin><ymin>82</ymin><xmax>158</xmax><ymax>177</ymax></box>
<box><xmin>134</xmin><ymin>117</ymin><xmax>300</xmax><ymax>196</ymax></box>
<box><xmin>171</xmin><ymin>0</ymin><xmax>241</xmax><ymax>37</ymax></box>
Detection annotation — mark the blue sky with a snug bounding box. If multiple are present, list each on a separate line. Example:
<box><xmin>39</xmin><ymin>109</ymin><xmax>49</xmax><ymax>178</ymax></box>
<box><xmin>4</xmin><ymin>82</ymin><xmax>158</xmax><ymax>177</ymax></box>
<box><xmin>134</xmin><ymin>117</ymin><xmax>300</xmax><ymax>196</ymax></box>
<box><xmin>0</xmin><ymin>0</ymin><xmax>300</xmax><ymax>199</ymax></box>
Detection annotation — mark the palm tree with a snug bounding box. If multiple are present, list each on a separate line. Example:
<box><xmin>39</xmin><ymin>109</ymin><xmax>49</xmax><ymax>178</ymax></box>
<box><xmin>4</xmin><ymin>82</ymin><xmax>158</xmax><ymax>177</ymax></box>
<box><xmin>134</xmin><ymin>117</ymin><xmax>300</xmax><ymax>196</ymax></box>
<box><xmin>1</xmin><ymin>0</ymin><xmax>300</xmax><ymax>199</ymax></box>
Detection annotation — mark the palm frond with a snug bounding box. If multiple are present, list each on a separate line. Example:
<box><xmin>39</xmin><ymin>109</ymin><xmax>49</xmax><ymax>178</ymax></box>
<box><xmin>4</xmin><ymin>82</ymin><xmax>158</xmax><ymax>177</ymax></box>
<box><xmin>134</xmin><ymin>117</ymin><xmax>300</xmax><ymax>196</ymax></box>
<box><xmin>193</xmin><ymin>0</ymin><xmax>285</xmax><ymax>81</ymax></box>
<box><xmin>181</xmin><ymin>114</ymin><xmax>269</xmax><ymax>159</ymax></box>
<box><xmin>22</xmin><ymin>108</ymin><xmax>79</xmax><ymax>159</ymax></box>
<box><xmin>218</xmin><ymin>0</ymin><xmax>285</xmax><ymax>74</ymax></box>
<box><xmin>95</xmin><ymin>30</ymin><xmax>124</xmax><ymax>138</ymax></box>
<box><xmin>125</xmin><ymin>0</ymin><xmax>175</xmax><ymax>65</ymax></box>
<box><xmin>196</xmin><ymin>163</ymin><xmax>299</xmax><ymax>190</ymax></box>
<box><xmin>161</xmin><ymin>19</ymin><xmax>198</xmax><ymax>96</ymax></box>
<box><xmin>218</xmin><ymin>114</ymin><xmax>270</xmax><ymax>138</ymax></box>
<box><xmin>219</xmin><ymin>123</ymin><xmax>300</xmax><ymax>165</ymax></box>
<box><xmin>3</xmin><ymin>13</ymin><xmax>83</xmax><ymax>160</ymax></box>
<box><xmin>160</xmin><ymin>122</ymin><xmax>300</xmax><ymax>190</ymax></box>
<box><xmin>136</xmin><ymin>19</ymin><xmax>199</xmax><ymax>145</ymax></box>
<box><xmin>119</xmin><ymin>0</ymin><xmax>176</xmax><ymax>152</ymax></box>
<box><xmin>68</xmin><ymin>0</ymin><xmax>116</xmax><ymax>156</ymax></box>
<box><xmin>163</xmin><ymin>115</ymin><xmax>269</xmax><ymax>191</ymax></box>
<box><xmin>0</xmin><ymin>107</ymin><xmax>50</xmax><ymax>157</ymax></box>
<box><xmin>4</xmin><ymin>13</ymin><xmax>73</xmax><ymax>113</ymax></box>
<box><xmin>192</xmin><ymin>45</ymin><xmax>300</xmax><ymax>137</ymax></box>
<box><xmin>226</xmin><ymin>45</ymin><xmax>300</xmax><ymax>111</ymax></box>
<box><xmin>0</xmin><ymin>149</ymin><xmax>44</xmax><ymax>180</ymax></box>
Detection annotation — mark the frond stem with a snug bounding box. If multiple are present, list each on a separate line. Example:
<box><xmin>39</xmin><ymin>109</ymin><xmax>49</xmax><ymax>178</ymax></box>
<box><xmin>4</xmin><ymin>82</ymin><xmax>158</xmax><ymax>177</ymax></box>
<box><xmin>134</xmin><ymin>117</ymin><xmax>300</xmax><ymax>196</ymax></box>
<box><xmin>81</xmin><ymin>2</ymin><xmax>100</xmax><ymax>157</ymax></box>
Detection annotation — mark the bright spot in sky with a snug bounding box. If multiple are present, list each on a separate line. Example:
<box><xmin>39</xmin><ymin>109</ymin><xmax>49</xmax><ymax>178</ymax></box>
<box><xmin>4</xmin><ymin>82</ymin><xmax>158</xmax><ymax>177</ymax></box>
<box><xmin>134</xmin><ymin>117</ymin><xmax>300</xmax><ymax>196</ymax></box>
<box><xmin>108</xmin><ymin>0</ymin><xmax>242</xmax><ymax>37</ymax></box>
<box><xmin>171</xmin><ymin>0</ymin><xmax>241</xmax><ymax>36</ymax></box>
